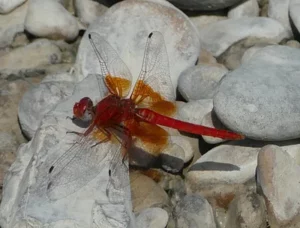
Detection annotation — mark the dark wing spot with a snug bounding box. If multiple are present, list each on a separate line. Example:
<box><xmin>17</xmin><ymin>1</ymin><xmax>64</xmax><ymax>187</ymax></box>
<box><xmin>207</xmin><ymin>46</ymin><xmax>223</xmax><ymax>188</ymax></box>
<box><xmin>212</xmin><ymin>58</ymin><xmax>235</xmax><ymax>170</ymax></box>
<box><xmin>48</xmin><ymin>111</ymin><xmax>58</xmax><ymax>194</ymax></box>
<box><xmin>88</xmin><ymin>34</ymin><xmax>92</xmax><ymax>39</ymax></box>
<box><xmin>49</xmin><ymin>166</ymin><xmax>54</xmax><ymax>173</ymax></box>
<box><xmin>148</xmin><ymin>32</ymin><xmax>153</xmax><ymax>38</ymax></box>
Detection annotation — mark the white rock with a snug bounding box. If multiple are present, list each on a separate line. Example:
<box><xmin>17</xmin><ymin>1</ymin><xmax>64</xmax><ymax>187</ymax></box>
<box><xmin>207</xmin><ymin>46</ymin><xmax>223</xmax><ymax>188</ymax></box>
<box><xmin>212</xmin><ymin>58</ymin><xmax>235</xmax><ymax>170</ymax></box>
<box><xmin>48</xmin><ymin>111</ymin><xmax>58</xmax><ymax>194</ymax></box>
<box><xmin>0</xmin><ymin>39</ymin><xmax>62</xmax><ymax>74</ymax></box>
<box><xmin>214</xmin><ymin>45</ymin><xmax>300</xmax><ymax>140</ymax></box>
<box><xmin>0</xmin><ymin>0</ymin><xmax>26</xmax><ymax>14</ymax></box>
<box><xmin>186</xmin><ymin>140</ymin><xmax>260</xmax><ymax>207</ymax></box>
<box><xmin>190</xmin><ymin>15</ymin><xmax>227</xmax><ymax>33</ymax></box>
<box><xmin>177</xmin><ymin>99</ymin><xmax>213</xmax><ymax>125</ymax></box>
<box><xmin>160</xmin><ymin>142</ymin><xmax>185</xmax><ymax>173</ymax></box>
<box><xmin>199</xmin><ymin>17</ymin><xmax>291</xmax><ymax>57</ymax></box>
<box><xmin>289</xmin><ymin>0</ymin><xmax>300</xmax><ymax>36</ymax></box>
<box><xmin>168</xmin><ymin>0</ymin><xmax>246</xmax><ymax>10</ymax></box>
<box><xmin>25</xmin><ymin>0</ymin><xmax>79</xmax><ymax>41</ymax></box>
<box><xmin>131</xmin><ymin>171</ymin><xmax>170</xmax><ymax>213</ymax></box>
<box><xmin>241</xmin><ymin>44</ymin><xmax>273</xmax><ymax>63</ymax></box>
<box><xmin>0</xmin><ymin>1</ymin><xmax>28</xmax><ymax>48</ymax></box>
<box><xmin>18</xmin><ymin>72</ymin><xmax>75</xmax><ymax>138</ymax></box>
<box><xmin>201</xmin><ymin>112</ymin><xmax>228</xmax><ymax>144</ymax></box>
<box><xmin>257</xmin><ymin>145</ymin><xmax>300</xmax><ymax>228</ymax></box>
<box><xmin>198</xmin><ymin>48</ymin><xmax>218</xmax><ymax>64</ymax></box>
<box><xmin>228</xmin><ymin>0</ymin><xmax>259</xmax><ymax>18</ymax></box>
<box><xmin>178</xmin><ymin>64</ymin><xmax>228</xmax><ymax>101</ymax></box>
<box><xmin>136</xmin><ymin>207</ymin><xmax>168</xmax><ymax>228</ymax></box>
<box><xmin>76</xmin><ymin>0</ymin><xmax>200</xmax><ymax>94</ymax></box>
<box><xmin>174</xmin><ymin>194</ymin><xmax>216</xmax><ymax>228</ymax></box>
<box><xmin>0</xmin><ymin>74</ymin><xmax>135</xmax><ymax>227</ymax></box>
<box><xmin>74</xmin><ymin>0</ymin><xmax>107</xmax><ymax>26</ymax></box>
<box><xmin>225</xmin><ymin>191</ymin><xmax>266</xmax><ymax>228</ymax></box>
<box><xmin>280</xmin><ymin>140</ymin><xmax>300</xmax><ymax>165</ymax></box>
<box><xmin>268</xmin><ymin>0</ymin><xmax>292</xmax><ymax>36</ymax></box>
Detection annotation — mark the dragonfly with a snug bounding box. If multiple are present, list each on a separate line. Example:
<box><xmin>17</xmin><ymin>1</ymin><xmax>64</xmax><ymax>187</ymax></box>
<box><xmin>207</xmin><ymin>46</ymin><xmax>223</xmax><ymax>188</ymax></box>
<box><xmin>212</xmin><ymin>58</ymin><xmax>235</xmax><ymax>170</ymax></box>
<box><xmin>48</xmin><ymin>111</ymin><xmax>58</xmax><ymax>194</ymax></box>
<box><xmin>46</xmin><ymin>31</ymin><xmax>244</xmax><ymax>200</ymax></box>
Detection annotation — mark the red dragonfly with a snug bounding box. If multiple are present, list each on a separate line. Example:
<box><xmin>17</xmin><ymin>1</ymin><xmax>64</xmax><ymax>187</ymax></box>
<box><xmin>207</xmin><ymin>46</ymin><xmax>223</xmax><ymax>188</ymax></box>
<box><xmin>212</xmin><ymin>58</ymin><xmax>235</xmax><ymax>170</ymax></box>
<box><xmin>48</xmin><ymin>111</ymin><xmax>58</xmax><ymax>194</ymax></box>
<box><xmin>47</xmin><ymin>31</ymin><xmax>244</xmax><ymax>200</ymax></box>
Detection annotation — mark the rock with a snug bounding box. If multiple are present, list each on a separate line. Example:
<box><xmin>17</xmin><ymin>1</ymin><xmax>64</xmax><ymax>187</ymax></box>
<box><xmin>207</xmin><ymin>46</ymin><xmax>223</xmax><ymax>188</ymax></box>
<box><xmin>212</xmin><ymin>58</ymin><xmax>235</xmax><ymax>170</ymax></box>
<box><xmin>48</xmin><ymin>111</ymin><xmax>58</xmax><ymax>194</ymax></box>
<box><xmin>131</xmin><ymin>171</ymin><xmax>170</xmax><ymax>212</ymax></box>
<box><xmin>0</xmin><ymin>74</ymin><xmax>135</xmax><ymax>227</ymax></box>
<box><xmin>25</xmin><ymin>0</ymin><xmax>79</xmax><ymax>41</ymax></box>
<box><xmin>0</xmin><ymin>0</ymin><xmax>26</xmax><ymax>14</ymax></box>
<box><xmin>257</xmin><ymin>145</ymin><xmax>300</xmax><ymax>228</ymax></box>
<box><xmin>74</xmin><ymin>0</ymin><xmax>107</xmax><ymax>26</ymax></box>
<box><xmin>197</xmin><ymin>48</ymin><xmax>218</xmax><ymax>65</ymax></box>
<box><xmin>199</xmin><ymin>17</ymin><xmax>290</xmax><ymax>57</ymax></box>
<box><xmin>160</xmin><ymin>142</ymin><xmax>185</xmax><ymax>173</ymax></box>
<box><xmin>0</xmin><ymin>39</ymin><xmax>62</xmax><ymax>76</ymax></box>
<box><xmin>76</xmin><ymin>0</ymin><xmax>200</xmax><ymax>93</ymax></box>
<box><xmin>285</xmin><ymin>40</ymin><xmax>300</xmax><ymax>49</ymax></box>
<box><xmin>201</xmin><ymin>112</ymin><xmax>229</xmax><ymax>144</ymax></box>
<box><xmin>241</xmin><ymin>43</ymin><xmax>273</xmax><ymax>64</ymax></box>
<box><xmin>0</xmin><ymin>132</ymin><xmax>17</xmax><ymax>190</ymax></box>
<box><xmin>268</xmin><ymin>0</ymin><xmax>292</xmax><ymax>36</ymax></box>
<box><xmin>18</xmin><ymin>72</ymin><xmax>75</xmax><ymax>138</ymax></box>
<box><xmin>186</xmin><ymin>140</ymin><xmax>260</xmax><ymax>209</ymax></box>
<box><xmin>225</xmin><ymin>191</ymin><xmax>266</xmax><ymax>228</ymax></box>
<box><xmin>289</xmin><ymin>0</ymin><xmax>300</xmax><ymax>37</ymax></box>
<box><xmin>219</xmin><ymin>37</ymin><xmax>277</xmax><ymax>70</ymax></box>
<box><xmin>214</xmin><ymin>45</ymin><xmax>300</xmax><ymax>141</ymax></box>
<box><xmin>279</xmin><ymin>140</ymin><xmax>300</xmax><ymax>165</ymax></box>
<box><xmin>0</xmin><ymin>1</ymin><xmax>28</xmax><ymax>48</ymax></box>
<box><xmin>174</xmin><ymin>194</ymin><xmax>216</xmax><ymax>228</ymax></box>
<box><xmin>177</xmin><ymin>99</ymin><xmax>213</xmax><ymax>124</ymax></box>
<box><xmin>10</xmin><ymin>32</ymin><xmax>29</xmax><ymax>48</ymax></box>
<box><xmin>228</xmin><ymin>0</ymin><xmax>259</xmax><ymax>18</ymax></box>
<box><xmin>0</xmin><ymin>78</ymin><xmax>37</xmax><ymax>147</ymax></box>
<box><xmin>190</xmin><ymin>15</ymin><xmax>227</xmax><ymax>33</ymax></box>
<box><xmin>135</xmin><ymin>207</ymin><xmax>168</xmax><ymax>228</ymax></box>
<box><xmin>168</xmin><ymin>0</ymin><xmax>245</xmax><ymax>11</ymax></box>
<box><xmin>178</xmin><ymin>64</ymin><xmax>228</xmax><ymax>101</ymax></box>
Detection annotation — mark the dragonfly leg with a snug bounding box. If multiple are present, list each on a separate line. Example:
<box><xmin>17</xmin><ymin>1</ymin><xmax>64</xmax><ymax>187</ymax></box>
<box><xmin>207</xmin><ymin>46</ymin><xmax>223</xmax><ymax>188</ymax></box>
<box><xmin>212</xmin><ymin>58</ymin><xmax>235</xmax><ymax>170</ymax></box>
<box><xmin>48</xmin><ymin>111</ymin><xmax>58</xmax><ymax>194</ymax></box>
<box><xmin>111</xmin><ymin>124</ymin><xmax>132</xmax><ymax>166</ymax></box>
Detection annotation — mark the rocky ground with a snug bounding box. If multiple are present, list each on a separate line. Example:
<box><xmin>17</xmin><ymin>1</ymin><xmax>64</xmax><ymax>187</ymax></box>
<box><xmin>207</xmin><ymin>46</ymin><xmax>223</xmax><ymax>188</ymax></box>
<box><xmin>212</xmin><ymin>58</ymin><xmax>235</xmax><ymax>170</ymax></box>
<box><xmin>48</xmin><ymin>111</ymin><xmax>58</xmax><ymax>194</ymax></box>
<box><xmin>0</xmin><ymin>0</ymin><xmax>300</xmax><ymax>227</ymax></box>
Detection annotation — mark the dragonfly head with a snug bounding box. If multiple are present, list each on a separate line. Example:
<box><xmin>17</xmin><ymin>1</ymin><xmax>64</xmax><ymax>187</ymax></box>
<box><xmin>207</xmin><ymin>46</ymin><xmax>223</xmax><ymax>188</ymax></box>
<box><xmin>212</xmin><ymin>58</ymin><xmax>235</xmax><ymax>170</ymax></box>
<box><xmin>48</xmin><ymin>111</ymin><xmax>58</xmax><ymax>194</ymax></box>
<box><xmin>73</xmin><ymin>97</ymin><xmax>94</xmax><ymax>121</ymax></box>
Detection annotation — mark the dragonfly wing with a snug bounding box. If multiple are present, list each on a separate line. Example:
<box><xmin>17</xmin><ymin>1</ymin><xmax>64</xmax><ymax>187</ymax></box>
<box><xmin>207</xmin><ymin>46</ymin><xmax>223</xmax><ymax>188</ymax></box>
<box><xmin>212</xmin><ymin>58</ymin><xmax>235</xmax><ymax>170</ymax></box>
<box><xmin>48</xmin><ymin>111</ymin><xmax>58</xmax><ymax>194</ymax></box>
<box><xmin>89</xmin><ymin>73</ymin><xmax>109</xmax><ymax>101</ymax></box>
<box><xmin>130</xmin><ymin>31</ymin><xmax>176</xmax><ymax>116</ymax></box>
<box><xmin>88</xmin><ymin>32</ymin><xmax>132</xmax><ymax>98</ymax></box>
<box><xmin>106</xmin><ymin>144</ymin><xmax>130</xmax><ymax>203</ymax></box>
<box><xmin>47</xmin><ymin>132</ymin><xmax>112</xmax><ymax>200</ymax></box>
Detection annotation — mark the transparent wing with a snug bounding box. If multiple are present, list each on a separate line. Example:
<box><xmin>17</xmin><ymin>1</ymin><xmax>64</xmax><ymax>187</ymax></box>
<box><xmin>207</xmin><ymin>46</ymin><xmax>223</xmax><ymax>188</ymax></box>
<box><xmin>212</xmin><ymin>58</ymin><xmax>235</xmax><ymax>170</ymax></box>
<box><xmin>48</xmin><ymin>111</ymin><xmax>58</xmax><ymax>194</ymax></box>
<box><xmin>130</xmin><ymin>31</ymin><xmax>176</xmax><ymax>116</ymax></box>
<box><xmin>106</xmin><ymin>144</ymin><xmax>130</xmax><ymax>203</ymax></box>
<box><xmin>46</xmin><ymin>130</ymin><xmax>112</xmax><ymax>200</ymax></box>
<box><xmin>88</xmin><ymin>32</ymin><xmax>132</xmax><ymax>98</ymax></box>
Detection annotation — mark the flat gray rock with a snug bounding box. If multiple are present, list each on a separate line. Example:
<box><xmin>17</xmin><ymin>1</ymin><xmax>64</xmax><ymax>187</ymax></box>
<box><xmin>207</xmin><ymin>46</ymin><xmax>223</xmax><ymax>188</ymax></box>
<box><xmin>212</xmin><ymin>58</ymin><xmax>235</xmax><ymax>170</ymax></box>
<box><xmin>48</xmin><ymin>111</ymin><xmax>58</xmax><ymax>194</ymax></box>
<box><xmin>178</xmin><ymin>64</ymin><xmax>227</xmax><ymax>101</ymax></box>
<box><xmin>214</xmin><ymin>45</ymin><xmax>300</xmax><ymax>141</ymax></box>
<box><xmin>199</xmin><ymin>17</ymin><xmax>290</xmax><ymax>57</ymax></box>
<box><xmin>18</xmin><ymin>73</ymin><xmax>75</xmax><ymax>138</ymax></box>
<box><xmin>0</xmin><ymin>74</ymin><xmax>135</xmax><ymax>228</ymax></box>
<box><xmin>168</xmin><ymin>0</ymin><xmax>244</xmax><ymax>11</ymax></box>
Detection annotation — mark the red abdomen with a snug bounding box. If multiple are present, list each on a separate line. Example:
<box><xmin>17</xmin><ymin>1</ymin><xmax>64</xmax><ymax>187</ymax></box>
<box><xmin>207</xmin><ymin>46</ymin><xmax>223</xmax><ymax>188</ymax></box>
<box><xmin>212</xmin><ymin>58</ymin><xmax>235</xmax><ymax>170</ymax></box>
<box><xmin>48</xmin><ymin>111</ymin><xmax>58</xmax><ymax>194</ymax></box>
<box><xmin>136</xmin><ymin>108</ymin><xmax>244</xmax><ymax>140</ymax></box>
